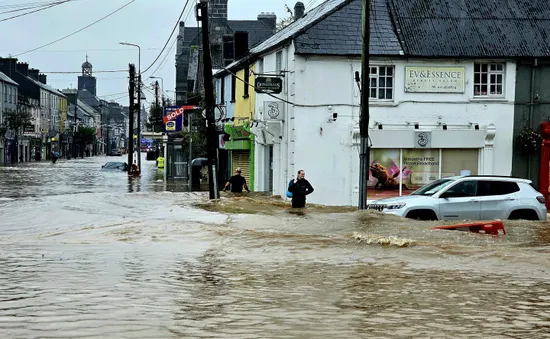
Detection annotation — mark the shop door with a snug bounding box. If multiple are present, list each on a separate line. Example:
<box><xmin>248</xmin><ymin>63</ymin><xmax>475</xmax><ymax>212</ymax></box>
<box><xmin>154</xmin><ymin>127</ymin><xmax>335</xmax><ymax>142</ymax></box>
<box><xmin>232</xmin><ymin>150</ymin><xmax>250</xmax><ymax>184</ymax></box>
<box><xmin>268</xmin><ymin>146</ymin><xmax>274</xmax><ymax>192</ymax></box>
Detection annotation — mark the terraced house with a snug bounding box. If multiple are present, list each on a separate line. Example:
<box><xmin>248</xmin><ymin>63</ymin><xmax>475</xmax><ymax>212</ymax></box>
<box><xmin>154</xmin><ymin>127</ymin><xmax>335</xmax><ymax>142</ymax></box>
<box><xmin>214</xmin><ymin>0</ymin><xmax>550</xmax><ymax>206</ymax></box>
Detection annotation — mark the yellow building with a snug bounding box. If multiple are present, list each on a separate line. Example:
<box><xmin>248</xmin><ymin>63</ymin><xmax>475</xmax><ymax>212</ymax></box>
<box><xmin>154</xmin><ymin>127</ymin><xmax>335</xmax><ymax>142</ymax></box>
<box><xmin>224</xmin><ymin>63</ymin><xmax>256</xmax><ymax>188</ymax></box>
<box><xmin>59</xmin><ymin>95</ymin><xmax>68</xmax><ymax>133</ymax></box>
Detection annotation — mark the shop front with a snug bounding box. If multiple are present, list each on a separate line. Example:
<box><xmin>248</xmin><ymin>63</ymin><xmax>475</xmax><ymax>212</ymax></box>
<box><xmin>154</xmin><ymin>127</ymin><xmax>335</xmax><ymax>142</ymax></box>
<box><xmin>353</xmin><ymin>125</ymin><xmax>496</xmax><ymax>204</ymax></box>
<box><xmin>224</xmin><ymin>124</ymin><xmax>255</xmax><ymax>189</ymax></box>
<box><xmin>368</xmin><ymin>148</ymin><xmax>480</xmax><ymax>199</ymax></box>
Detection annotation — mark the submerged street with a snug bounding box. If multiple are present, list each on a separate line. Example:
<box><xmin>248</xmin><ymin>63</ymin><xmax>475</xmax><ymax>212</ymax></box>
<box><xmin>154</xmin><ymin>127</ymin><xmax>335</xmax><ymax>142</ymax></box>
<box><xmin>0</xmin><ymin>156</ymin><xmax>550</xmax><ymax>338</ymax></box>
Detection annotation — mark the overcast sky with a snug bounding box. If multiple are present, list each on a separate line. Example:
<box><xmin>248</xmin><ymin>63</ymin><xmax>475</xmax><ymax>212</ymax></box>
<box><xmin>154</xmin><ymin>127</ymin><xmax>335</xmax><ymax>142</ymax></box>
<box><xmin>1</xmin><ymin>0</ymin><xmax>320</xmax><ymax>107</ymax></box>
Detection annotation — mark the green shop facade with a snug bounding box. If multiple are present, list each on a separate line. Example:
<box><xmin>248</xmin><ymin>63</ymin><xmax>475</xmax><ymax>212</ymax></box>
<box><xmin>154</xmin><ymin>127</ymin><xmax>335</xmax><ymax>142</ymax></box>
<box><xmin>224</xmin><ymin>123</ymin><xmax>255</xmax><ymax>190</ymax></box>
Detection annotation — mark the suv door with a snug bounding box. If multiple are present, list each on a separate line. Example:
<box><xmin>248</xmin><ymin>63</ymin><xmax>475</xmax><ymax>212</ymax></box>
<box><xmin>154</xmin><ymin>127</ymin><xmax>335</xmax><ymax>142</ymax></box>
<box><xmin>477</xmin><ymin>180</ymin><xmax>520</xmax><ymax>220</ymax></box>
<box><xmin>438</xmin><ymin>180</ymin><xmax>481</xmax><ymax>220</ymax></box>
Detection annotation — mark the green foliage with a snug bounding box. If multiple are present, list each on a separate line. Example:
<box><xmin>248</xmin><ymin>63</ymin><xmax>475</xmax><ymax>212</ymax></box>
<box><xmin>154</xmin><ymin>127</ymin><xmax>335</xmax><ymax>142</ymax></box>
<box><xmin>77</xmin><ymin>126</ymin><xmax>96</xmax><ymax>145</ymax></box>
<box><xmin>2</xmin><ymin>108</ymin><xmax>33</xmax><ymax>134</ymax></box>
<box><xmin>516</xmin><ymin>127</ymin><xmax>542</xmax><ymax>156</ymax></box>
<box><xmin>277</xmin><ymin>4</ymin><xmax>295</xmax><ymax>31</ymax></box>
<box><xmin>147</xmin><ymin>103</ymin><xmax>164</xmax><ymax>133</ymax></box>
<box><xmin>174</xmin><ymin>94</ymin><xmax>208</xmax><ymax>158</ymax></box>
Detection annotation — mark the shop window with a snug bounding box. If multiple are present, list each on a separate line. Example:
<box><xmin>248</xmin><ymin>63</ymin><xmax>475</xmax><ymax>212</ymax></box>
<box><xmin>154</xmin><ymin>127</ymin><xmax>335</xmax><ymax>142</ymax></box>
<box><xmin>369</xmin><ymin>66</ymin><xmax>394</xmax><ymax>100</ymax></box>
<box><xmin>243</xmin><ymin>66</ymin><xmax>250</xmax><ymax>98</ymax></box>
<box><xmin>368</xmin><ymin>148</ymin><xmax>480</xmax><ymax>198</ymax></box>
<box><xmin>474</xmin><ymin>63</ymin><xmax>504</xmax><ymax>97</ymax></box>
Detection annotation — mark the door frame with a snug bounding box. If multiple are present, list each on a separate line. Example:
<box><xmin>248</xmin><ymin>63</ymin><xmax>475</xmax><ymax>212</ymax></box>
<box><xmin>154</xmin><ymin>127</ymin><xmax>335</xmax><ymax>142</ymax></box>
<box><xmin>538</xmin><ymin>122</ymin><xmax>550</xmax><ymax>209</ymax></box>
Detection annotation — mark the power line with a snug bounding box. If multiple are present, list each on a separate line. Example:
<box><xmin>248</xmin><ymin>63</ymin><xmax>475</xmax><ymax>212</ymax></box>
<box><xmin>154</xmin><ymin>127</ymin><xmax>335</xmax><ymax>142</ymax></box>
<box><xmin>212</xmin><ymin>59</ymin><xmax>359</xmax><ymax>108</ymax></box>
<box><xmin>0</xmin><ymin>0</ymin><xmax>73</xmax><ymax>22</ymax></box>
<box><xmin>142</xmin><ymin>0</ymin><xmax>191</xmax><ymax>74</ymax></box>
<box><xmin>13</xmin><ymin>0</ymin><xmax>135</xmax><ymax>57</ymax></box>
<box><xmin>39</xmin><ymin>69</ymin><xmax>127</xmax><ymax>74</ymax></box>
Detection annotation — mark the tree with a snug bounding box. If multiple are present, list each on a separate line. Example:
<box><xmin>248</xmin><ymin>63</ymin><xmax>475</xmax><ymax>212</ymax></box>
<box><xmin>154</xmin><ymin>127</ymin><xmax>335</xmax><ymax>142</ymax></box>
<box><xmin>147</xmin><ymin>103</ymin><xmax>164</xmax><ymax>133</ymax></box>
<box><xmin>2</xmin><ymin>107</ymin><xmax>33</xmax><ymax>135</ymax></box>
<box><xmin>1</xmin><ymin>107</ymin><xmax>33</xmax><ymax>163</ymax></box>
<box><xmin>172</xmin><ymin>94</ymin><xmax>208</xmax><ymax>159</ymax></box>
<box><xmin>277</xmin><ymin>4</ymin><xmax>295</xmax><ymax>31</ymax></box>
<box><xmin>75</xmin><ymin>126</ymin><xmax>96</xmax><ymax>157</ymax></box>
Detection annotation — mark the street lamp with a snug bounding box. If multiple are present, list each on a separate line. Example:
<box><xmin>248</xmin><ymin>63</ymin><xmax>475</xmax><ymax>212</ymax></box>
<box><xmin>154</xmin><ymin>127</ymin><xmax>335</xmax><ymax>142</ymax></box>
<box><xmin>120</xmin><ymin>41</ymin><xmax>142</xmax><ymax>169</ymax></box>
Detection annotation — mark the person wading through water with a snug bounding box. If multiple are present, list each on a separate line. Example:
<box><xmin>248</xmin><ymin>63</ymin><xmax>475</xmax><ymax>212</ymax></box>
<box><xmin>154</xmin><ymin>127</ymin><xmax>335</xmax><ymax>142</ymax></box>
<box><xmin>288</xmin><ymin>169</ymin><xmax>314</xmax><ymax>208</ymax></box>
<box><xmin>223</xmin><ymin>168</ymin><xmax>250</xmax><ymax>193</ymax></box>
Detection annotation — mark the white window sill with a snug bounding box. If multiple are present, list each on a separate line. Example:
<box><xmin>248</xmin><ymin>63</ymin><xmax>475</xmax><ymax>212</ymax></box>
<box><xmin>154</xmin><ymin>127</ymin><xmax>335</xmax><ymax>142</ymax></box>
<box><xmin>470</xmin><ymin>97</ymin><xmax>509</xmax><ymax>103</ymax></box>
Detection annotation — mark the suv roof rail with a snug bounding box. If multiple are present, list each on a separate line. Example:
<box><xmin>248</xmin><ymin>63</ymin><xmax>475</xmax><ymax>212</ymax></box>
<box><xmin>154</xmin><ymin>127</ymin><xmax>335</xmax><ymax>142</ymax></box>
<box><xmin>462</xmin><ymin>175</ymin><xmax>532</xmax><ymax>183</ymax></box>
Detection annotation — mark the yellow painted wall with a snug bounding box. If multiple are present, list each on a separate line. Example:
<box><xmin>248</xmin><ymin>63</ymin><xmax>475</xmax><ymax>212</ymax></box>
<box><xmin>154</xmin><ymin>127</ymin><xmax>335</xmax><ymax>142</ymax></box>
<box><xmin>234</xmin><ymin>64</ymin><xmax>255</xmax><ymax>126</ymax></box>
<box><xmin>59</xmin><ymin>96</ymin><xmax>68</xmax><ymax>132</ymax></box>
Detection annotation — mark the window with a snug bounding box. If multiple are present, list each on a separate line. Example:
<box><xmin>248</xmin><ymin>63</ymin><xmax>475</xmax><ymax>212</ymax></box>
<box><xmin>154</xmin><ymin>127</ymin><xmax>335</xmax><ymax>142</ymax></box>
<box><xmin>369</xmin><ymin>66</ymin><xmax>394</xmax><ymax>100</ymax></box>
<box><xmin>474</xmin><ymin>63</ymin><xmax>504</xmax><ymax>97</ymax></box>
<box><xmin>220</xmin><ymin>77</ymin><xmax>225</xmax><ymax>104</ymax></box>
<box><xmin>442</xmin><ymin>181</ymin><xmax>478</xmax><ymax>198</ymax></box>
<box><xmin>3</xmin><ymin>85</ymin><xmax>6</xmax><ymax>102</ymax></box>
<box><xmin>276</xmin><ymin>51</ymin><xmax>282</xmax><ymax>73</ymax></box>
<box><xmin>477</xmin><ymin>181</ymin><xmax>519</xmax><ymax>196</ymax></box>
<box><xmin>231</xmin><ymin>75</ymin><xmax>236</xmax><ymax>102</ymax></box>
<box><xmin>243</xmin><ymin>66</ymin><xmax>250</xmax><ymax>97</ymax></box>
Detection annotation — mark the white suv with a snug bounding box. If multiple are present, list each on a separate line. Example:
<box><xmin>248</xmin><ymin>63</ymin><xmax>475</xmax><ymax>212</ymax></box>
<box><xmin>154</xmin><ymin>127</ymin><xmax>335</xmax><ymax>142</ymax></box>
<box><xmin>367</xmin><ymin>176</ymin><xmax>547</xmax><ymax>221</ymax></box>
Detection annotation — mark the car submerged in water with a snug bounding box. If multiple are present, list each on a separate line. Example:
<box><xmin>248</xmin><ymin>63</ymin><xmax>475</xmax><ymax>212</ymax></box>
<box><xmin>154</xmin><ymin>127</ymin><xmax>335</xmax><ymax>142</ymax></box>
<box><xmin>367</xmin><ymin>176</ymin><xmax>547</xmax><ymax>221</ymax></box>
<box><xmin>101</xmin><ymin>162</ymin><xmax>128</xmax><ymax>171</ymax></box>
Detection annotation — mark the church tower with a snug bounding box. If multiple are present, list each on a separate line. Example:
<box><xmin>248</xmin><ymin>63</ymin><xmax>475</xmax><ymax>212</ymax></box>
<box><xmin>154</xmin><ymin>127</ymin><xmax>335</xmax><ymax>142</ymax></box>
<box><xmin>77</xmin><ymin>54</ymin><xmax>97</xmax><ymax>95</ymax></box>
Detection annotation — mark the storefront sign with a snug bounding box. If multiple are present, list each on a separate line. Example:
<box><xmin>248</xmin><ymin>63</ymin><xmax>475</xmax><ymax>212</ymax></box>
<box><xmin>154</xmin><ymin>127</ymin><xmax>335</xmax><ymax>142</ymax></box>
<box><xmin>414</xmin><ymin>131</ymin><xmax>431</xmax><ymax>148</ymax></box>
<box><xmin>255</xmin><ymin>77</ymin><xmax>283</xmax><ymax>94</ymax></box>
<box><xmin>263</xmin><ymin>101</ymin><xmax>285</xmax><ymax>120</ymax></box>
<box><xmin>405</xmin><ymin>66</ymin><xmax>465</xmax><ymax>93</ymax></box>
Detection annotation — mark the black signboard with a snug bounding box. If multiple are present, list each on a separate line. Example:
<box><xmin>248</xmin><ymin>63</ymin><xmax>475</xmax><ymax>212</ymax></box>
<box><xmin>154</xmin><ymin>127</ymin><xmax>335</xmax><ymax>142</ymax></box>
<box><xmin>255</xmin><ymin>77</ymin><xmax>283</xmax><ymax>94</ymax></box>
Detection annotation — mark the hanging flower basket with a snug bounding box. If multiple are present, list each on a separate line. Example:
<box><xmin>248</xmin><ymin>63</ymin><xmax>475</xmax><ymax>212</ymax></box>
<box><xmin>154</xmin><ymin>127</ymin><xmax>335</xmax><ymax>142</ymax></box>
<box><xmin>516</xmin><ymin>127</ymin><xmax>542</xmax><ymax>156</ymax></box>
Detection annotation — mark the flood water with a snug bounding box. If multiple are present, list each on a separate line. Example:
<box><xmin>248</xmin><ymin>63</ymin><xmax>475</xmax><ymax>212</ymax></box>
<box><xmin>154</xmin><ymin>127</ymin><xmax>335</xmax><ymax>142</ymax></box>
<box><xmin>1</xmin><ymin>155</ymin><xmax>550</xmax><ymax>338</ymax></box>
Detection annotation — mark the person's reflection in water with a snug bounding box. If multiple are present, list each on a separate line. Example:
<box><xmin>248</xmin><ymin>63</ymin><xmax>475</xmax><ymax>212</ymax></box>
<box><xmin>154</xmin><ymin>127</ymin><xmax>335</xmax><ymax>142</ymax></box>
<box><xmin>127</xmin><ymin>176</ymin><xmax>141</xmax><ymax>193</ymax></box>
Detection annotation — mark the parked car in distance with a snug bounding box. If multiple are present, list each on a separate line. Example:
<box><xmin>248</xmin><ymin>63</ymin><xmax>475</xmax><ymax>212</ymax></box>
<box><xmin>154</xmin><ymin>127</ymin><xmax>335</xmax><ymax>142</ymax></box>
<box><xmin>109</xmin><ymin>149</ymin><xmax>122</xmax><ymax>156</ymax></box>
<box><xmin>367</xmin><ymin>176</ymin><xmax>547</xmax><ymax>221</ymax></box>
<box><xmin>101</xmin><ymin>162</ymin><xmax>128</xmax><ymax>171</ymax></box>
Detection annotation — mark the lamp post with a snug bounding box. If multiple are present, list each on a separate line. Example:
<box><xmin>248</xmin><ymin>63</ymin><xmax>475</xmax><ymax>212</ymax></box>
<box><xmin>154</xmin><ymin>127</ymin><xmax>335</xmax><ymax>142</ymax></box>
<box><xmin>120</xmin><ymin>41</ymin><xmax>142</xmax><ymax>170</ymax></box>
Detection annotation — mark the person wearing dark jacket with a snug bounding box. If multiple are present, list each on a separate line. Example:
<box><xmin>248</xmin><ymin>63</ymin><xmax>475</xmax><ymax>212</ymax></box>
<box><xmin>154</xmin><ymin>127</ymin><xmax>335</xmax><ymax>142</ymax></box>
<box><xmin>288</xmin><ymin>169</ymin><xmax>314</xmax><ymax>208</ymax></box>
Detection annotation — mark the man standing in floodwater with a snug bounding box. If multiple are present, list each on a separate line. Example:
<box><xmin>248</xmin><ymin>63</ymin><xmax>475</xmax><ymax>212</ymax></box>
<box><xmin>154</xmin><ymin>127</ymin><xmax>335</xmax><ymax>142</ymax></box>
<box><xmin>288</xmin><ymin>170</ymin><xmax>314</xmax><ymax>208</ymax></box>
<box><xmin>223</xmin><ymin>168</ymin><xmax>250</xmax><ymax>193</ymax></box>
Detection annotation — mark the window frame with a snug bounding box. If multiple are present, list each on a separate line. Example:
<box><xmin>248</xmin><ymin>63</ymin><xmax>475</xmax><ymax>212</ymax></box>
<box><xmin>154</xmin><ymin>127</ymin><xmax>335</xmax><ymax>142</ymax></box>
<box><xmin>473</xmin><ymin>62</ymin><xmax>505</xmax><ymax>98</ymax></box>
<box><xmin>368</xmin><ymin>65</ymin><xmax>394</xmax><ymax>101</ymax></box>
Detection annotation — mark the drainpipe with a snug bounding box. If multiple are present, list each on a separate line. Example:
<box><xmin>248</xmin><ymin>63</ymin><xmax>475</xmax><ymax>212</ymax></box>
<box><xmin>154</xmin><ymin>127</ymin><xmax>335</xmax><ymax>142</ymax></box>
<box><xmin>528</xmin><ymin>58</ymin><xmax>538</xmax><ymax>178</ymax></box>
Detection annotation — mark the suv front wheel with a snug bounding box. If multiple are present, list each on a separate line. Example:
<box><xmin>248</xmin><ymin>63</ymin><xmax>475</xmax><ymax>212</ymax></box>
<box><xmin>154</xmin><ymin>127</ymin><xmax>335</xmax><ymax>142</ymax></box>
<box><xmin>406</xmin><ymin>209</ymin><xmax>438</xmax><ymax>221</ymax></box>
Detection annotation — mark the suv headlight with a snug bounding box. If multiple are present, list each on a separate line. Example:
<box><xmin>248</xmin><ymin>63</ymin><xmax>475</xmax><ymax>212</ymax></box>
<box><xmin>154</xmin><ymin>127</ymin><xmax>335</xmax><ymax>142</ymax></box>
<box><xmin>385</xmin><ymin>203</ymin><xmax>406</xmax><ymax>210</ymax></box>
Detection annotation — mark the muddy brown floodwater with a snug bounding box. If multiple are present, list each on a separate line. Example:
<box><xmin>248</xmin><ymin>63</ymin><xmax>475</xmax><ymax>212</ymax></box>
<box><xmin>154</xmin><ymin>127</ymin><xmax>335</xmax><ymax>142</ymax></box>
<box><xmin>0</xmin><ymin>156</ymin><xmax>549</xmax><ymax>338</ymax></box>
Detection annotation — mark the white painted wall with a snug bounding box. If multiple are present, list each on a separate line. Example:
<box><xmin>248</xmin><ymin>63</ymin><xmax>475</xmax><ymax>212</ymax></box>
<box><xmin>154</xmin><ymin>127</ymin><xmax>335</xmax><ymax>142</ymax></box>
<box><xmin>252</xmin><ymin>47</ymin><xmax>517</xmax><ymax>206</ymax></box>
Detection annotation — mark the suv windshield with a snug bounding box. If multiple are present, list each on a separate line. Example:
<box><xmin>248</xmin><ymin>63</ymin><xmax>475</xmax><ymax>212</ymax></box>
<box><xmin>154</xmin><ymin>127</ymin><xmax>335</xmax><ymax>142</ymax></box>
<box><xmin>411</xmin><ymin>178</ymin><xmax>456</xmax><ymax>196</ymax></box>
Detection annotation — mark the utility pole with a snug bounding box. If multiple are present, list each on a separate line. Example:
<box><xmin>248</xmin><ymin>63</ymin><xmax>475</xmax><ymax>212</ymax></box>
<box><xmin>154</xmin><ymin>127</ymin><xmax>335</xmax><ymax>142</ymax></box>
<box><xmin>136</xmin><ymin>74</ymin><xmax>142</xmax><ymax>170</ymax></box>
<box><xmin>188</xmin><ymin>112</ymin><xmax>192</xmax><ymax>192</ymax></box>
<box><xmin>197</xmin><ymin>0</ymin><xmax>220</xmax><ymax>199</ymax></box>
<box><xmin>154</xmin><ymin>81</ymin><xmax>160</xmax><ymax>131</ymax></box>
<box><xmin>128</xmin><ymin>63</ymin><xmax>136</xmax><ymax>172</ymax></box>
<box><xmin>359</xmin><ymin>0</ymin><xmax>371</xmax><ymax>209</ymax></box>
<box><xmin>72</xmin><ymin>93</ymin><xmax>78</xmax><ymax>159</ymax></box>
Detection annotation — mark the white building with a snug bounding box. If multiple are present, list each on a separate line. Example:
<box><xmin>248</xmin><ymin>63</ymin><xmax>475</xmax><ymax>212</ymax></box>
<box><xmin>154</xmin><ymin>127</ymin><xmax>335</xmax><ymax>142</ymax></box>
<box><xmin>0</xmin><ymin>71</ymin><xmax>18</xmax><ymax>163</ymax></box>
<box><xmin>219</xmin><ymin>0</ymin><xmax>537</xmax><ymax>206</ymax></box>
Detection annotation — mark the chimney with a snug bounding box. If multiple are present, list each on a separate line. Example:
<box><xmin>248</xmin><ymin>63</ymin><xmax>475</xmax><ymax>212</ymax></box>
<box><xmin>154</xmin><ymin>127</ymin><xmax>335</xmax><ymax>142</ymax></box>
<box><xmin>28</xmin><ymin>68</ymin><xmax>40</xmax><ymax>80</ymax></box>
<box><xmin>0</xmin><ymin>57</ymin><xmax>18</xmax><ymax>75</ymax></box>
<box><xmin>209</xmin><ymin>0</ymin><xmax>228</xmax><ymax>20</ymax></box>
<box><xmin>39</xmin><ymin>74</ymin><xmax>47</xmax><ymax>84</ymax></box>
<box><xmin>222</xmin><ymin>34</ymin><xmax>234</xmax><ymax>65</ymax></box>
<box><xmin>294</xmin><ymin>1</ymin><xmax>305</xmax><ymax>20</ymax></box>
<box><xmin>176</xmin><ymin>21</ymin><xmax>185</xmax><ymax>56</ymax></box>
<box><xmin>258</xmin><ymin>12</ymin><xmax>277</xmax><ymax>33</ymax></box>
<box><xmin>234</xmin><ymin>31</ymin><xmax>249</xmax><ymax>60</ymax></box>
<box><xmin>16</xmin><ymin>62</ymin><xmax>29</xmax><ymax>76</ymax></box>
